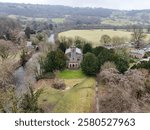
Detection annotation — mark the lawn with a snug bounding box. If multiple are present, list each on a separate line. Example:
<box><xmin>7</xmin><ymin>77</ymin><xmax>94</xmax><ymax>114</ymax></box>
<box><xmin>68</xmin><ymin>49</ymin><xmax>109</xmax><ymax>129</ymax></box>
<box><xmin>53</xmin><ymin>78</ymin><xmax>95</xmax><ymax>113</ymax></box>
<box><xmin>51</xmin><ymin>18</ymin><xmax>65</xmax><ymax>23</ymax></box>
<box><xmin>38</xmin><ymin>77</ymin><xmax>95</xmax><ymax>113</ymax></box>
<box><xmin>56</xmin><ymin>69</ymin><xmax>85</xmax><ymax>79</ymax></box>
<box><xmin>37</xmin><ymin>69</ymin><xmax>95</xmax><ymax>113</ymax></box>
<box><xmin>59</xmin><ymin>29</ymin><xmax>150</xmax><ymax>47</ymax></box>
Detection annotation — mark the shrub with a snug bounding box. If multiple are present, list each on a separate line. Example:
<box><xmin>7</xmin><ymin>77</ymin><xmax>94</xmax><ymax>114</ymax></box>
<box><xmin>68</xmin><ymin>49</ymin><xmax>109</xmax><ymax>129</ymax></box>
<box><xmin>101</xmin><ymin>61</ymin><xmax>116</xmax><ymax>71</ymax></box>
<box><xmin>52</xmin><ymin>79</ymin><xmax>66</xmax><ymax>90</ymax></box>
<box><xmin>131</xmin><ymin>60</ymin><xmax>150</xmax><ymax>71</ymax></box>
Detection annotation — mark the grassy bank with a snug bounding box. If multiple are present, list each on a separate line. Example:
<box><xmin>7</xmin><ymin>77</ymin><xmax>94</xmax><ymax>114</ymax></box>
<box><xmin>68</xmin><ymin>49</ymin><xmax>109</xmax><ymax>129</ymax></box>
<box><xmin>37</xmin><ymin>69</ymin><xmax>95</xmax><ymax>113</ymax></box>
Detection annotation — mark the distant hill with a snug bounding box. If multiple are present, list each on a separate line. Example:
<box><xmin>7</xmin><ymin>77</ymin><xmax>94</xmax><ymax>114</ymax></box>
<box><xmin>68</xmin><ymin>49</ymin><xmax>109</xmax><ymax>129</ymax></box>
<box><xmin>0</xmin><ymin>2</ymin><xmax>114</xmax><ymax>18</ymax></box>
<box><xmin>0</xmin><ymin>2</ymin><xmax>150</xmax><ymax>26</ymax></box>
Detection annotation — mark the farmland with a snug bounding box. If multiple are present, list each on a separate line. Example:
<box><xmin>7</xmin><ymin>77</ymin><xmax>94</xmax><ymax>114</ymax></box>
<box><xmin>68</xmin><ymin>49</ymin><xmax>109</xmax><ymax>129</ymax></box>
<box><xmin>59</xmin><ymin>29</ymin><xmax>150</xmax><ymax>46</ymax></box>
<box><xmin>51</xmin><ymin>18</ymin><xmax>65</xmax><ymax>23</ymax></box>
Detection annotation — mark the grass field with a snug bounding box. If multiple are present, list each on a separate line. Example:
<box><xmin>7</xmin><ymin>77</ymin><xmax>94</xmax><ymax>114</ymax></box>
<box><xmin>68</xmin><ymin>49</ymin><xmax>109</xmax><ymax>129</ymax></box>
<box><xmin>56</xmin><ymin>69</ymin><xmax>85</xmax><ymax>79</ymax></box>
<box><xmin>38</xmin><ymin>78</ymin><xmax>95</xmax><ymax>113</ymax></box>
<box><xmin>59</xmin><ymin>29</ymin><xmax>150</xmax><ymax>47</ymax></box>
<box><xmin>51</xmin><ymin>18</ymin><xmax>65</xmax><ymax>23</ymax></box>
<box><xmin>101</xmin><ymin>19</ymin><xmax>136</xmax><ymax>26</ymax></box>
<box><xmin>37</xmin><ymin>69</ymin><xmax>95</xmax><ymax>113</ymax></box>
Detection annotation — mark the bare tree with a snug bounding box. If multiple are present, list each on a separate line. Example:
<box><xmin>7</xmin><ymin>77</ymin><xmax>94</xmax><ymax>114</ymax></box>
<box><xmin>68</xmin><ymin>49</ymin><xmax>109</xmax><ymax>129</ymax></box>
<box><xmin>131</xmin><ymin>27</ymin><xmax>147</xmax><ymax>49</ymax></box>
<box><xmin>0</xmin><ymin>60</ymin><xmax>15</xmax><ymax>90</ymax></box>
<box><xmin>0</xmin><ymin>44</ymin><xmax>9</xmax><ymax>60</ymax></box>
<box><xmin>97</xmin><ymin>68</ymin><xmax>150</xmax><ymax>112</ymax></box>
<box><xmin>0</xmin><ymin>17</ymin><xmax>20</xmax><ymax>40</ymax></box>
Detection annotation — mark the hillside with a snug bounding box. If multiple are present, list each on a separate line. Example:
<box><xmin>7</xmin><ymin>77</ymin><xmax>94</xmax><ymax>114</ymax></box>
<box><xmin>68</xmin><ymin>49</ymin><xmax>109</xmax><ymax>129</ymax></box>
<box><xmin>1</xmin><ymin>2</ymin><xmax>150</xmax><ymax>26</ymax></box>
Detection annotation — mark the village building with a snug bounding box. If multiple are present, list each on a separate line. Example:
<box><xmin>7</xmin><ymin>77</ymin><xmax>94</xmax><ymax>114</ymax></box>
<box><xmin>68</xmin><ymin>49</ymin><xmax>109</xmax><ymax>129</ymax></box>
<box><xmin>65</xmin><ymin>46</ymin><xmax>83</xmax><ymax>69</ymax></box>
<box><xmin>130</xmin><ymin>44</ymin><xmax>150</xmax><ymax>59</ymax></box>
<box><xmin>130</xmin><ymin>49</ymin><xmax>145</xmax><ymax>59</ymax></box>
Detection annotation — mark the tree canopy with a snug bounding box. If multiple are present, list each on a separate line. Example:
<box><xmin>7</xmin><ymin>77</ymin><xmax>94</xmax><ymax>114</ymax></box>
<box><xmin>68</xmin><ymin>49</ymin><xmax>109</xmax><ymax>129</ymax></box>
<box><xmin>81</xmin><ymin>52</ymin><xmax>99</xmax><ymax>76</ymax></box>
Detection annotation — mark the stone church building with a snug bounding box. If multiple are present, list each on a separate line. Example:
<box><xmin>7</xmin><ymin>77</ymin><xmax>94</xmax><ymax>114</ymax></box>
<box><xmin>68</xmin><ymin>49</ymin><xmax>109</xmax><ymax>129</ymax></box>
<box><xmin>65</xmin><ymin>46</ymin><xmax>83</xmax><ymax>69</ymax></box>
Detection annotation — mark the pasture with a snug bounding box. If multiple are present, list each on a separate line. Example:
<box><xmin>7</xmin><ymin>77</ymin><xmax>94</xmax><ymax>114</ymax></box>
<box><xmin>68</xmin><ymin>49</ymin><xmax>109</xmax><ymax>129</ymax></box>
<box><xmin>51</xmin><ymin>18</ymin><xmax>65</xmax><ymax>23</ymax></box>
<box><xmin>59</xmin><ymin>29</ymin><xmax>150</xmax><ymax>46</ymax></box>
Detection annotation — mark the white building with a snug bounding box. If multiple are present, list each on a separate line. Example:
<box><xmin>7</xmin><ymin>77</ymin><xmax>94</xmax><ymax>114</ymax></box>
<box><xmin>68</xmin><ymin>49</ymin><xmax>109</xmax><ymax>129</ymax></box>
<box><xmin>130</xmin><ymin>49</ymin><xmax>145</xmax><ymax>59</ymax></box>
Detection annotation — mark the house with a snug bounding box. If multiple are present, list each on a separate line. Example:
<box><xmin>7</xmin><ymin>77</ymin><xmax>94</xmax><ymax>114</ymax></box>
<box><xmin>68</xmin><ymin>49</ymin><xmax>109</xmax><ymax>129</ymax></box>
<box><xmin>65</xmin><ymin>46</ymin><xmax>83</xmax><ymax>69</ymax></box>
<box><xmin>130</xmin><ymin>49</ymin><xmax>145</xmax><ymax>59</ymax></box>
<box><xmin>143</xmin><ymin>44</ymin><xmax>150</xmax><ymax>53</ymax></box>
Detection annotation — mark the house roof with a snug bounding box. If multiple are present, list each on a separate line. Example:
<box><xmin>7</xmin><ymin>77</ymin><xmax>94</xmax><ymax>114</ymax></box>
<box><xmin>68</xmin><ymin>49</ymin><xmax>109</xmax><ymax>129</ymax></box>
<box><xmin>130</xmin><ymin>49</ymin><xmax>145</xmax><ymax>55</ymax></box>
<box><xmin>65</xmin><ymin>47</ymin><xmax>82</xmax><ymax>54</ymax></box>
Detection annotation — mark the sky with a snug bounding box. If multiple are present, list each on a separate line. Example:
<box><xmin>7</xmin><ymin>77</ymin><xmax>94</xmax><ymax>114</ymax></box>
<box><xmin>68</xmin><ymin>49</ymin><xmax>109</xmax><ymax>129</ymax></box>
<box><xmin>0</xmin><ymin>0</ymin><xmax>150</xmax><ymax>10</ymax></box>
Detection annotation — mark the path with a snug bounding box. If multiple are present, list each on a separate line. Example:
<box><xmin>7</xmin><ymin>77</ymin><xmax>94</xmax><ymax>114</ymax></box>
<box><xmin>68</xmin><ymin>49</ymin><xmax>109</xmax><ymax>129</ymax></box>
<box><xmin>95</xmin><ymin>81</ymin><xmax>99</xmax><ymax>113</ymax></box>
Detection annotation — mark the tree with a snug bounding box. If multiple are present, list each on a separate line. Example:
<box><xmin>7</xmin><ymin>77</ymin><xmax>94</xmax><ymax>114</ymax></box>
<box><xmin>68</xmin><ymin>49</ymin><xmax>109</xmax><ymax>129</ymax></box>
<box><xmin>96</xmin><ymin>47</ymin><xmax>129</xmax><ymax>73</ymax></box>
<box><xmin>101</xmin><ymin>61</ymin><xmax>116</xmax><ymax>71</ymax></box>
<box><xmin>131</xmin><ymin>27</ymin><xmax>147</xmax><ymax>49</ymax></box>
<box><xmin>0</xmin><ymin>44</ymin><xmax>9</xmax><ymax>60</ymax></box>
<box><xmin>43</xmin><ymin>49</ymin><xmax>67</xmax><ymax>73</ymax></box>
<box><xmin>100</xmin><ymin>35</ymin><xmax>111</xmax><ymax>46</ymax></box>
<box><xmin>36</xmin><ymin>33</ymin><xmax>44</xmax><ymax>41</ymax></box>
<box><xmin>58</xmin><ymin>42</ymin><xmax>67</xmax><ymax>53</ymax></box>
<box><xmin>0</xmin><ymin>17</ymin><xmax>20</xmax><ymax>40</ymax></box>
<box><xmin>25</xmin><ymin>27</ymin><xmax>31</xmax><ymax>39</ymax></box>
<box><xmin>147</xmin><ymin>27</ymin><xmax>150</xmax><ymax>33</ymax></box>
<box><xmin>56</xmin><ymin>37</ymin><xmax>69</xmax><ymax>52</ymax></box>
<box><xmin>97</xmin><ymin>48</ymin><xmax>115</xmax><ymax>69</ymax></box>
<box><xmin>114</xmin><ymin>55</ymin><xmax>129</xmax><ymax>73</ymax></box>
<box><xmin>131</xmin><ymin>60</ymin><xmax>150</xmax><ymax>71</ymax></box>
<box><xmin>93</xmin><ymin>46</ymin><xmax>109</xmax><ymax>56</ymax></box>
<box><xmin>111</xmin><ymin>36</ymin><xmax>123</xmax><ymax>46</ymax></box>
<box><xmin>0</xmin><ymin>60</ymin><xmax>14</xmax><ymax>90</ymax></box>
<box><xmin>97</xmin><ymin>68</ymin><xmax>148</xmax><ymax>112</ymax></box>
<box><xmin>0</xmin><ymin>87</ymin><xmax>21</xmax><ymax>113</ymax></box>
<box><xmin>20</xmin><ymin>49</ymin><xmax>28</xmax><ymax>66</ymax></box>
<box><xmin>81</xmin><ymin>52</ymin><xmax>99</xmax><ymax>76</ymax></box>
<box><xmin>74</xmin><ymin>36</ymin><xmax>85</xmax><ymax>49</ymax></box>
<box><xmin>115</xmin><ymin>48</ymin><xmax>130</xmax><ymax>63</ymax></box>
<box><xmin>82</xmin><ymin>43</ymin><xmax>92</xmax><ymax>54</ymax></box>
<box><xmin>20</xmin><ymin>86</ymin><xmax>43</xmax><ymax>113</ymax></box>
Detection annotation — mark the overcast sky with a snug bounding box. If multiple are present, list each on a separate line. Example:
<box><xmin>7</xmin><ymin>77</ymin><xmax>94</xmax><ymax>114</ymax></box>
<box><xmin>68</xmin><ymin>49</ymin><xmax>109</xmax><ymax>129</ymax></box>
<box><xmin>0</xmin><ymin>0</ymin><xmax>150</xmax><ymax>10</ymax></box>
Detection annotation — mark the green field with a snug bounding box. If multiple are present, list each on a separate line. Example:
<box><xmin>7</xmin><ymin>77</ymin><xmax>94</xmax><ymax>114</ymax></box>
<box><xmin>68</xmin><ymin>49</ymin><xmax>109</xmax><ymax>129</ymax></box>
<box><xmin>57</xmin><ymin>69</ymin><xmax>85</xmax><ymax>79</ymax></box>
<box><xmin>101</xmin><ymin>19</ymin><xmax>136</xmax><ymax>26</ymax></box>
<box><xmin>59</xmin><ymin>29</ymin><xmax>150</xmax><ymax>46</ymax></box>
<box><xmin>52</xmin><ymin>18</ymin><xmax>65</xmax><ymax>23</ymax></box>
<box><xmin>38</xmin><ymin>70</ymin><xmax>95</xmax><ymax>113</ymax></box>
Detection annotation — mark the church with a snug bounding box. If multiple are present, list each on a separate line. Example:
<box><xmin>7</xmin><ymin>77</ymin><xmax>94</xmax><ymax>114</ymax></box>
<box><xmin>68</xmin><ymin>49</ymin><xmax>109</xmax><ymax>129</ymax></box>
<box><xmin>65</xmin><ymin>46</ymin><xmax>83</xmax><ymax>69</ymax></box>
